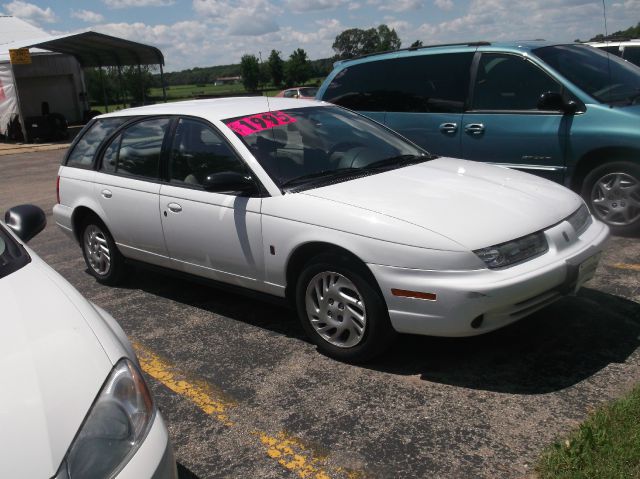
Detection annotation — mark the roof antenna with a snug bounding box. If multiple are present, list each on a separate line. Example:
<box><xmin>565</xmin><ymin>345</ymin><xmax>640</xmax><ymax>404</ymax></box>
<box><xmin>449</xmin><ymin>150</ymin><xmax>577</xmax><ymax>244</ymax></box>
<box><xmin>602</xmin><ymin>0</ymin><xmax>613</xmax><ymax>107</ymax></box>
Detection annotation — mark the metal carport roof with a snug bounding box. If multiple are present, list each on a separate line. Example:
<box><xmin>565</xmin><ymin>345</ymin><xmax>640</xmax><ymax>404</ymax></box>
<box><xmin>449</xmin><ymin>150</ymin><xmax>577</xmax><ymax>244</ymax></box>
<box><xmin>4</xmin><ymin>30</ymin><xmax>164</xmax><ymax>67</ymax></box>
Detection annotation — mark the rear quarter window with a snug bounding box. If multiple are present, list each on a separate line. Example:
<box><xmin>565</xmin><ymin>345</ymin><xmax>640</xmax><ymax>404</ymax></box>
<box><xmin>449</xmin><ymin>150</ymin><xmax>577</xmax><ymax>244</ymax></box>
<box><xmin>65</xmin><ymin>117</ymin><xmax>130</xmax><ymax>168</ymax></box>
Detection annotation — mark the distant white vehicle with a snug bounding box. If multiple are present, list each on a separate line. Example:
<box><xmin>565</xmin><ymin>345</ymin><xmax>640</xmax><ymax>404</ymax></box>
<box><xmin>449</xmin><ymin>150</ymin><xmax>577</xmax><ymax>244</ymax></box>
<box><xmin>588</xmin><ymin>39</ymin><xmax>640</xmax><ymax>66</ymax></box>
<box><xmin>54</xmin><ymin>97</ymin><xmax>609</xmax><ymax>361</ymax></box>
<box><xmin>1</xmin><ymin>205</ymin><xmax>177</xmax><ymax>478</ymax></box>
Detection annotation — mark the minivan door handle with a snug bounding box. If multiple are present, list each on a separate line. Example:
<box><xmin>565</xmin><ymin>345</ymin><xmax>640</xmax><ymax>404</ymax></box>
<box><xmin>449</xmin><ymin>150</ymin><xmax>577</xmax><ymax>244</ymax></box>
<box><xmin>101</xmin><ymin>189</ymin><xmax>112</xmax><ymax>199</ymax></box>
<box><xmin>439</xmin><ymin>122</ymin><xmax>458</xmax><ymax>134</ymax></box>
<box><xmin>167</xmin><ymin>203</ymin><xmax>182</xmax><ymax>213</ymax></box>
<box><xmin>464</xmin><ymin>123</ymin><xmax>485</xmax><ymax>136</ymax></box>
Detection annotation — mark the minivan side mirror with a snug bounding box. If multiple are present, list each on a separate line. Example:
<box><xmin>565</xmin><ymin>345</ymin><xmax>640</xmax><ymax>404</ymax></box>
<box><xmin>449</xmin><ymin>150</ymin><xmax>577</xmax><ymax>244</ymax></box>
<box><xmin>537</xmin><ymin>91</ymin><xmax>577</xmax><ymax>114</ymax></box>
<box><xmin>202</xmin><ymin>172</ymin><xmax>257</xmax><ymax>195</ymax></box>
<box><xmin>5</xmin><ymin>204</ymin><xmax>47</xmax><ymax>242</ymax></box>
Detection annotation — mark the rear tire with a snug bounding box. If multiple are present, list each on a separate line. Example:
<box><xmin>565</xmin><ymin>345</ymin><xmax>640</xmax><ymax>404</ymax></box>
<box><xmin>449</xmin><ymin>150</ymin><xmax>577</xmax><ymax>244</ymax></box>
<box><xmin>581</xmin><ymin>161</ymin><xmax>640</xmax><ymax>236</ymax></box>
<box><xmin>295</xmin><ymin>254</ymin><xmax>396</xmax><ymax>362</ymax></box>
<box><xmin>81</xmin><ymin>218</ymin><xmax>126</xmax><ymax>285</ymax></box>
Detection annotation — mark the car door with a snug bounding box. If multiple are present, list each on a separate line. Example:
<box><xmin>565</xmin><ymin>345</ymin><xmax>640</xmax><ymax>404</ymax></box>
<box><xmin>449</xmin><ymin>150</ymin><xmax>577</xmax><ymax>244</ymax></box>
<box><xmin>460</xmin><ymin>52</ymin><xmax>569</xmax><ymax>183</ymax></box>
<box><xmin>383</xmin><ymin>51</ymin><xmax>474</xmax><ymax>159</ymax></box>
<box><xmin>159</xmin><ymin>117</ymin><xmax>265</xmax><ymax>289</ymax></box>
<box><xmin>95</xmin><ymin>117</ymin><xmax>171</xmax><ymax>266</ymax></box>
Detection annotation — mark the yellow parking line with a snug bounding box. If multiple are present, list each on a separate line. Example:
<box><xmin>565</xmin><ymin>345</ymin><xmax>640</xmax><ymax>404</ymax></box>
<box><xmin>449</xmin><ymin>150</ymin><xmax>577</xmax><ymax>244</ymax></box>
<box><xmin>611</xmin><ymin>263</ymin><xmax>640</xmax><ymax>272</ymax></box>
<box><xmin>133</xmin><ymin>342</ymin><xmax>355</xmax><ymax>479</ymax></box>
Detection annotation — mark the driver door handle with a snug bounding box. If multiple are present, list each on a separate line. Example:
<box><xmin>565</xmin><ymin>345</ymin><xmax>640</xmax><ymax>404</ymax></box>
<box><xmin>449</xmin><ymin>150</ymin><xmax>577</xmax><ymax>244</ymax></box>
<box><xmin>439</xmin><ymin>122</ymin><xmax>458</xmax><ymax>134</ymax></box>
<box><xmin>167</xmin><ymin>203</ymin><xmax>182</xmax><ymax>213</ymax></box>
<box><xmin>101</xmin><ymin>189</ymin><xmax>112</xmax><ymax>198</ymax></box>
<box><xmin>465</xmin><ymin>123</ymin><xmax>485</xmax><ymax>135</ymax></box>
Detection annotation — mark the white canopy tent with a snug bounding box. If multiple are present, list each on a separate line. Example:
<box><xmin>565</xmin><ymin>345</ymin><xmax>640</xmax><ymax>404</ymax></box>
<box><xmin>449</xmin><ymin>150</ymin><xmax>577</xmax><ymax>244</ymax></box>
<box><xmin>0</xmin><ymin>16</ymin><xmax>166</xmax><ymax>142</ymax></box>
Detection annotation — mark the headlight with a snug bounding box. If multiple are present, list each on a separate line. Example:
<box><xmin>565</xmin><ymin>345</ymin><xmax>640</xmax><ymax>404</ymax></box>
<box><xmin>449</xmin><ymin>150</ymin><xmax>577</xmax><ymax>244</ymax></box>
<box><xmin>59</xmin><ymin>359</ymin><xmax>154</xmax><ymax>479</ymax></box>
<box><xmin>566</xmin><ymin>203</ymin><xmax>592</xmax><ymax>236</ymax></box>
<box><xmin>474</xmin><ymin>231</ymin><xmax>548</xmax><ymax>269</ymax></box>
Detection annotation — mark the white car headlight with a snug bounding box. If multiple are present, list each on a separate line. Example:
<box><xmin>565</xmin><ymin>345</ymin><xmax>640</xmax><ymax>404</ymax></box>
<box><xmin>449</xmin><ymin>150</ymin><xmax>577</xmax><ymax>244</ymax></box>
<box><xmin>474</xmin><ymin>231</ymin><xmax>548</xmax><ymax>269</ymax></box>
<box><xmin>566</xmin><ymin>203</ymin><xmax>592</xmax><ymax>236</ymax></box>
<box><xmin>58</xmin><ymin>359</ymin><xmax>154</xmax><ymax>479</ymax></box>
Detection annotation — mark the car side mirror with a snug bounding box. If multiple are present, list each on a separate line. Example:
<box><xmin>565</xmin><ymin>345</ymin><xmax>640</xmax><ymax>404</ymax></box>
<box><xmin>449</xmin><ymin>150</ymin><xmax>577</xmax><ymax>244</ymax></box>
<box><xmin>537</xmin><ymin>91</ymin><xmax>577</xmax><ymax>114</ymax></box>
<box><xmin>5</xmin><ymin>204</ymin><xmax>46</xmax><ymax>242</ymax></box>
<box><xmin>202</xmin><ymin>172</ymin><xmax>257</xmax><ymax>195</ymax></box>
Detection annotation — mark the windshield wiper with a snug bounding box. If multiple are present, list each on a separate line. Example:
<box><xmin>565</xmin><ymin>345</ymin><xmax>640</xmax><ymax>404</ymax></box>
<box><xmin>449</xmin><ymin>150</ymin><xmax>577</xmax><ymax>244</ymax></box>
<box><xmin>363</xmin><ymin>153</ymin><xmax>433</xmax><ymax>171</ymax></box>
<box><xmin>280</xmin><ymin>167</ymin><xmax>363</xmax><ymax>190</ymax></box>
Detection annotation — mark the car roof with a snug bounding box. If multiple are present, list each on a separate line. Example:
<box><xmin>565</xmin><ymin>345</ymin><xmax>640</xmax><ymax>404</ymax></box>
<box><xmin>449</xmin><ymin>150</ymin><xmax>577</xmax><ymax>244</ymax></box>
<box><xmin>588</xmin><ymin>39</ymin><xmax>640</xmax><ymax>47</ymax></box>
<box><xmin>98</xmin><ymin>96</ymin><xmax>327</xmax><ymax>123</ymax></box>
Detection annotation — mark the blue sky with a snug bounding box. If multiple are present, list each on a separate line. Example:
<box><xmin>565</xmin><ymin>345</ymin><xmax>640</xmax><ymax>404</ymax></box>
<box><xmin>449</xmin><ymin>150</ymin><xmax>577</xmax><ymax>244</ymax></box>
<box><xmin>2</xmin><ymin>0</ymin><xmax>639</xmax><ymax>71</ymax></box>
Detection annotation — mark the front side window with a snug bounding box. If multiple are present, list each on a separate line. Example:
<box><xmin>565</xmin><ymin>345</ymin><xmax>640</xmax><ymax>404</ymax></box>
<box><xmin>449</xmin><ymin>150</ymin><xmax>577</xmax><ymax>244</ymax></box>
<box><xmin>100</xmin><ymin>118</ymin><xmax>170</xmax><ymax>179</ymax></box>
<box><xmin>323</xmin><ymin>61</ymin><xmax>390</xmax><ymax>111</ymax></box>
<box><xmin>534</xmin><ymin>45</ymin><xmax>640</xmax><ymax>105</ymax></box>
<box><xmin>169</xmin><ymin>118</ymin><xmax>247</xmax><ymax>187</ymax></box>
<box><xmin>223</xmin><ymin>106</ymin><xmax>428</xmax><ymax>190</ymax></box>
<box><xmin>66</xmin><ymin>117</ymin><xmax>129</xmax><ymax>168</ymax></box>
<box><xmin>472</xmin><ymin>53</ymin><xmax>562</xmax><ymax>111</ymax></box>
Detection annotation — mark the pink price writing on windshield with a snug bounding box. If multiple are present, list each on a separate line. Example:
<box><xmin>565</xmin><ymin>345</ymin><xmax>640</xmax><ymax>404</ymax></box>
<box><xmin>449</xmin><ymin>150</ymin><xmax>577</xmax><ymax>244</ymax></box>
<box><xmin>226</xmin><ymin>111</ymin><xmax>297</xmax><ymax>136</ymax></box>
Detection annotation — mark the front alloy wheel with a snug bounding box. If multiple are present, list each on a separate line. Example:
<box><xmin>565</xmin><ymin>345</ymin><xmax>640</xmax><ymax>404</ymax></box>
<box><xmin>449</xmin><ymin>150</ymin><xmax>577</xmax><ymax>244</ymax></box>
<box><xmin>84</xmin><ymin>224</ymin><xmax>111</xmax><ymax>276</ymax></box>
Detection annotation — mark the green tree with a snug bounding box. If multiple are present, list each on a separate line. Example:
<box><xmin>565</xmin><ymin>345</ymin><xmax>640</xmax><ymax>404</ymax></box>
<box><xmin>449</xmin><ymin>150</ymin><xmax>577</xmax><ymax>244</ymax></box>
<box><xmin>121</xmin><ymin>65</ymin><xmax>154</xmax><ymax>104</ymax></box>
<box><xmin>267</xmin><ymin>49</ymin><xmax>284</xmax><ymax>87</ymax></box>
<box><xmin>410</xmin><ymin>40</ymin><xmax>424</xmax><ymax>48</ymax></box>
<box><xmin>332</xmin><ymin>24</ymin><xmax>402</xmax><ymax>59</ymax></box>
<box><xmin>240</xmin><ymin>54</ymin><xmax>260</xmax><ymax>92</ymax></box>
<box><xmin>285</xmin><ymin>48</ymin><xmax>311</xmax><ymax>86</ymax></box>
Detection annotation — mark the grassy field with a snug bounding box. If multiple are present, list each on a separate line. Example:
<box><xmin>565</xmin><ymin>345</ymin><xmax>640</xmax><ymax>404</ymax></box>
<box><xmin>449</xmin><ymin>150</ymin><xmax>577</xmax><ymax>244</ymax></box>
<box><xmin>537</xmin><ymin>384</ymin><xmax>640</xmax><ymax>478</ymax></box>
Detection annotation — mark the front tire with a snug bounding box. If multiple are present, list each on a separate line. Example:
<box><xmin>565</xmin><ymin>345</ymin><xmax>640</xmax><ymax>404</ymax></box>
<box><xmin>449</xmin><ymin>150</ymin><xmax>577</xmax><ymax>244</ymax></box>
<box><xmin>581</xmin><ymin>161</ymin><xmax>640</xmax><ymax>236</ymax></box>
<box><xmin>81</xmin><ymin>219</ymin><xmax>125</xmax><ymax>285</ymax></box>
<box><xmin>295</xmin><ymin>255</ymin><xmax>396</xmax><ymax>362</ymax></box>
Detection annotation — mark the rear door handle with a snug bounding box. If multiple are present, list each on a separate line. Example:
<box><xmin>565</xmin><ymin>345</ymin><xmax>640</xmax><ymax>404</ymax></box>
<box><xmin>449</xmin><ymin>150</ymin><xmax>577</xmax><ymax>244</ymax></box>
<box><xmin>167</xmin><ymin>203</ymin><xmax>182</xmax><ymax>213</ymax></box>
<box><xmin>464</xmin><ymin>123</ymin><xmax>485</xmax><ymax>135</ymax></box>
<box><xmin>101</xmin><ymin>189</ymin><xmax>112</xmax><ymax>198</ymax></box>
<box><xmin>439</xmin><ymin>122</ymin><xmax>458</xmax><ymax>134</ymax></box>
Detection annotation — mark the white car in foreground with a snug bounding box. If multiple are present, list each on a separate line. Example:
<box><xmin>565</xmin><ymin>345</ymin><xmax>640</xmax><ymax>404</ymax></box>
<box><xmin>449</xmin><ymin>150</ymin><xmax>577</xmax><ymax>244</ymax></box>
<box><xmin>54</xmin><ymin>97</ymin><xmax>609</xmax><ymax>362</ymax></box>
<box><xmin>1</xmin><ymin>205</ymin><xmax>177</xmax><ymax>478</ymax></box>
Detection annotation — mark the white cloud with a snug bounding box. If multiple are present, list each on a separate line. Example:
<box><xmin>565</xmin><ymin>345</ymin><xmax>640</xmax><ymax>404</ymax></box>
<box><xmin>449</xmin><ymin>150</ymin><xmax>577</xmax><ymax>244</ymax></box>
<box><xmin>3</xmin><ymin>0</ymin><xmax>56</xmax><ymax>24</ymax></box>
<box><xmin>103</xmin><ymin>0</ymin><xmax>174</xmax><ymax>8</ymax></box>
<box><xmin>434</xmin><ymin>0</ymin><xmax>453</xmax><ymax>11</ymax></box>
<box><xmin>282</xmin><ymin>0</ymin><xmax>348</xmax><ymax>12</ymax></box>
<box><xmin>380</xmin><ymin>0</ymin><xmax>423</xmax><ymax>11</ymax></box>
<box><xmin>348</xmin><ymin>2</ymin><xmax>361</xmax><ymax>10</ymax></box>
<box><xmin>71</xmin><ymin>9</ymin><xmax>105</xmax><ymax>23</ymax></box>
<box><xmin>192</xmin><ymin>0</ymin><xmax>280</xmax><ymax>36</ymax></box>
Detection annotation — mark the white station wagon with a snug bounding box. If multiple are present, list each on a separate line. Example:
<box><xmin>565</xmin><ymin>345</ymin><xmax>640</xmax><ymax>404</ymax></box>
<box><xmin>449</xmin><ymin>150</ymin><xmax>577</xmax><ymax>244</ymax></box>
<box><xmin>54</xmin><ymin>97</ymin><xmax>609</xmax><ymax>362</ymax></box>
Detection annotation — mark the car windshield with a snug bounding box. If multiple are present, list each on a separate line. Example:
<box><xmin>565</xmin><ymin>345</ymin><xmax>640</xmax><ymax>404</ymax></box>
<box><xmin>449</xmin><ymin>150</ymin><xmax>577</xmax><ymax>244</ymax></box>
<box><xmin>222</xmin><ymin>106</ymin><xmax>430</xmax><ymax>191</ymax></box>
<box><xmin>0</xmin><ymin>225</ymin><xmax>29</xmax><ymax>279</ymax></box>
<box><xmin>534</xmin><ymin>44</ymin><xmax>640</xmax><ymax>106</ymax></box>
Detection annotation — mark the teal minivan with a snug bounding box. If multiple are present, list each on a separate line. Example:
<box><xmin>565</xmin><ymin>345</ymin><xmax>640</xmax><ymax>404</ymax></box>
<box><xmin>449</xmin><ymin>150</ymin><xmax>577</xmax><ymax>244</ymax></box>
<box><xmin>317</xmin><ymin>42</ymin><xmax>640</xmax><ymax>235</ymax></box>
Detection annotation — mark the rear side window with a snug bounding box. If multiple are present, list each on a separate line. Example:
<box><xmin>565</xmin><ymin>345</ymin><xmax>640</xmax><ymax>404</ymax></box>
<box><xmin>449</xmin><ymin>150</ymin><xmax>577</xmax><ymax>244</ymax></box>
<box><xmin>323</xmin><ymin>61</ymin><xmax>390</xmax><ymax>111</ymax></box>
<box><xmin>169</xmin><ymin>118</ymin><xmax>247</xmax><ymax>187</ymax></box>
<box><xmin>66</xmin><ymin>117</ymin><xmax>129</xmax><ymax>168</ymax></box>
<box><xmin>623</xmin><ymin>46</ymin><xmax>640</xmax><ymax>67</ymax></box>
<box><xmin>472</xmin><ymin>53</ymin><xmax>562</xmax><ymax>111</ymax></box>
<box><xmin>100</xmin><ymin>118</ymin><xmax>170</xmax><ymax>180</ymax></box>
<box><xmin>324</xmin><ymin>53</ymin><xmax>472</xmax><ymax>113</ymax></box>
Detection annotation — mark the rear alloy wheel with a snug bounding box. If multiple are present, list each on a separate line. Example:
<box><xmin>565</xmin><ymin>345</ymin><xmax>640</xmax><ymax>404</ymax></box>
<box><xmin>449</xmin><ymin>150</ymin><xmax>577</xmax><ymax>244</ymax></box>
<box><xmin>582</xmin><ymin>161</ymin><xmax>640</xmax><ymax>235</ymax></box>
<box><xmin>81</xmin><ymin>220</ymin><xmax>125</xmax><ymax>285</ymax></box>
<box><xmin>296</xmin><ymin>256</ymin><xmax>396</xmax><ymax>362</ymax></box>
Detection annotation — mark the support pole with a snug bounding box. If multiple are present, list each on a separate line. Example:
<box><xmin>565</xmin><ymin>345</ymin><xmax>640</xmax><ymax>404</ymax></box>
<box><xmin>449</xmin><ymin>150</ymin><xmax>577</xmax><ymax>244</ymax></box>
<box><xmin>138</xmin><ymin>64</ymin><xmax>145</xmax><ymax>106</ymax></box>
<box><xmin>160</xmin><ymin>63</ymin><xmax>167</xmax><ymax>103</ymax></box>
<box><xmin>117</xmin><ymin>65</ymin><xmax>126</xmax><ymax>109</ymax></box>
<box><xmin>99</xmin><ymin>66</ymin><xmax>109</xmax><ymax>113</ymax></box>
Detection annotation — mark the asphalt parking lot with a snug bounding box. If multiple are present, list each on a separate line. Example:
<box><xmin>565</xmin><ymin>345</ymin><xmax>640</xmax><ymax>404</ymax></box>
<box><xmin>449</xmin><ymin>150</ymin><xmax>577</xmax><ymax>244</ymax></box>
<box><xmin>3</xmin><ymin>149</ymin><xmax>640</xmax><ymax>479</ymax></box>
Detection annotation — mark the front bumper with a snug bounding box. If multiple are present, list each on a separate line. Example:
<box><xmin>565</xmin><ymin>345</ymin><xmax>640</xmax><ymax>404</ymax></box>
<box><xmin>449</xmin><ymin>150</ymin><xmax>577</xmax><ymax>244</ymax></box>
<box><xmin>370</xmin><ymin>217</ymin><xmax>610</xmax><ymax>337</ymax></box>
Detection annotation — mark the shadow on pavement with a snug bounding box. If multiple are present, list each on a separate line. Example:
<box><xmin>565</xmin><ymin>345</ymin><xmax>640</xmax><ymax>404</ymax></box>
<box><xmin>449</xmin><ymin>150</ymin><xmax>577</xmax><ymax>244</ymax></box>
<box><xmin>366</xmin><ymin>288</ymin><xmax>640</xmax><ymax>394</ymax></box>
<box><xmin>121</xmin><ymin>267</ymin><xmax>640</xmax><ymax>395</ymax></box>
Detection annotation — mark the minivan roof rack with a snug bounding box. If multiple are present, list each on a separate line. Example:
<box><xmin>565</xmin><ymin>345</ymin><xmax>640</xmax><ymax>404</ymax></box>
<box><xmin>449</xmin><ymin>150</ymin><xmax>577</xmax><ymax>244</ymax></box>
<box><xmin>351</xmin><ymin>41</ymin><xmax>491</xmax><ymax>61</ymax></box>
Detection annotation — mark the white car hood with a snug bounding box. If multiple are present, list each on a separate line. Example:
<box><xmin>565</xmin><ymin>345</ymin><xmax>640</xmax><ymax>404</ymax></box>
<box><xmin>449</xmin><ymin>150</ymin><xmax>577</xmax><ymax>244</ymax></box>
<box><xmin>0</xmin><ymin>261</ymin><xmax>112</xmax><ymax>478</ymax></box>
<box><xmin>302</xmin><ymin>158</ymin><xmax>582</xmax><ymax>250</ymax></box>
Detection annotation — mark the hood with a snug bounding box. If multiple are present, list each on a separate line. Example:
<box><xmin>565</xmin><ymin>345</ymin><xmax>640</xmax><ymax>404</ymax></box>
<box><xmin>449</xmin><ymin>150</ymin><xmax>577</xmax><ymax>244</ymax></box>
<box><xmin>302</xmin><ymin>158</ymin><xmax>582</xmax><ymax>250</ymax></box>
<box><xmin>0</xmin><ymin>261</ymin><xmax>112</xmax><ymax>478</ymax></box>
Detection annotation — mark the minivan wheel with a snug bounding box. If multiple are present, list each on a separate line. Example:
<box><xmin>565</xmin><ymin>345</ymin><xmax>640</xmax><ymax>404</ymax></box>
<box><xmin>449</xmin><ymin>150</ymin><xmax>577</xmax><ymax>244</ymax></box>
<box><xmin>295</xmin><ymin>256</ymin><xmax>396</xmax><ymax>362</ymax></box>
<box><xmin>582</xmin><ymin>161</ymin><xmax>640</xmax><ymax>236</ymax></box>
<box><xmin>81</xmin><ymin>219</ymin><xmax>125</xmax><ymax>285</ymax></box>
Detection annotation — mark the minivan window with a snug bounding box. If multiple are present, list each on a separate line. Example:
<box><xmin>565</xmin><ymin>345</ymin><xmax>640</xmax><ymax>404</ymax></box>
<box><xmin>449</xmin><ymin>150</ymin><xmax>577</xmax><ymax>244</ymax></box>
<box><xmin>169</xmin><ymin>119</ymin><xmax>247</xmax><ymax>187</ymax></box>
<box><xmin>623</xmin><ymin>46</ymin><xmax>640</xmax><ymax>67</ymax></box>
<box><xmin>323</xmin><ymin>61</ymin><xmax>390</xmax><ymax>111</ymax></box>
<box><xmin>109</xmin><ymin>118</ymin><xmax>170</xmax><ymax>179</ymax></box>
<box><xmin>472</xmin><ymin>53</ymin><xmax>562</xmax><ymax>111</ymax></box>
<box><xmin>66</xmin><ymin>117</ymin><xmax>129</xmax><ymax>168</ymax></box>
<box><xmin>534</xmin><ymin>45</ymin><xmax>640</xmax><ymax>105</ymax></box>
